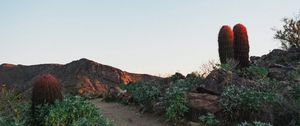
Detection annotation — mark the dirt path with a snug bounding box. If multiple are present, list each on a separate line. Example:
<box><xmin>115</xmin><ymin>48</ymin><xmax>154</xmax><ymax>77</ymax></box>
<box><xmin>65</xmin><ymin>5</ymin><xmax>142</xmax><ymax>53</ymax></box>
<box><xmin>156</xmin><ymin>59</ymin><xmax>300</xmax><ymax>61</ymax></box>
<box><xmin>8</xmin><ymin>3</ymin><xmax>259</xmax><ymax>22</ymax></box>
<box><xmin>92</xmin><ymin>99</ymin><xmax>170</xmax><ymax>126</ymax></box>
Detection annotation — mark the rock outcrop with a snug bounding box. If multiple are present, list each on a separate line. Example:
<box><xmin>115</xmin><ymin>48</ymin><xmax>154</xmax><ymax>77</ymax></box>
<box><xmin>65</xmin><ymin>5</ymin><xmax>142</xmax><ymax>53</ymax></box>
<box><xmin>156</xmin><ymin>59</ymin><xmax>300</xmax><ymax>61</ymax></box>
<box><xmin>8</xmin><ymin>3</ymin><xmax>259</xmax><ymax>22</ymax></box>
<box><xmin>0</xmin><ymin>58</ymin><xmax>161</xmax><ymax>97</ymax></box>
<box><xmin>186</xmin><ymin>92</ymin><xmax>220</xmax><ymax>121</ymax></box>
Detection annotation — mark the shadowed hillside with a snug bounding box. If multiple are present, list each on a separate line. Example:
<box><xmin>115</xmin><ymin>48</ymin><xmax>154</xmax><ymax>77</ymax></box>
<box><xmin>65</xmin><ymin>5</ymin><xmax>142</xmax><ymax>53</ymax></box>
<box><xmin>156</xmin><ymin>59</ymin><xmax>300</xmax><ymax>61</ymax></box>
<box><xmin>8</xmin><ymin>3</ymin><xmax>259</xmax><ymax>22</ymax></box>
<box><xmin>0</xmin><ymin>58</ymin><xmax>161</xmax><ymax>96</ymax></box>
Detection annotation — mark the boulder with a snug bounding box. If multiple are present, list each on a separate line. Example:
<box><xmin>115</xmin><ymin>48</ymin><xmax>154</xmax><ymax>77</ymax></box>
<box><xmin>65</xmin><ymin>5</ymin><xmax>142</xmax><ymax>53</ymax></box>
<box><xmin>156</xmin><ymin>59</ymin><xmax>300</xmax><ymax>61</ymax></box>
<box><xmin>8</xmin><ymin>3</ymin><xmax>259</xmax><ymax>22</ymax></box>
<box><xmin>196</xmin><ymin>69</ymin><xmax>256</xmax><ymax>95</ymax></box>
<box><xmin>196</xmin><ymin>70</ymin><xmax>230</xmax><ymax>95</ymax></box>
<box><xmin>267</xmin><ymin>64</ymin><xmax>295</xmax><ymax>81</ymax></box>
<box><xmin>186</xmin><ymin>92</ymin><xmax>220</xmax><ymax>121</ymax></box>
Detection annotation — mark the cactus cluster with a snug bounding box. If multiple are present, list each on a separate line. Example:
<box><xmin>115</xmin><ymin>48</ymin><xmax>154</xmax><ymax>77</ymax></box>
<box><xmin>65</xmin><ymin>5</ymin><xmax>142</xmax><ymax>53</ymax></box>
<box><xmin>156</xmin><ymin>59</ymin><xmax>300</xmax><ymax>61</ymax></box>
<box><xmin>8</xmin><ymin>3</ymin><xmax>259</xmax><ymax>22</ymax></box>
<box><xmin>218</xmin><ymin>25</ymin><xmax>234</xmax><ymax>64</ymax></box>
<box><xmin>218</xmin><ymin>23</ymin><xmax>250</xmax><ymax>67</ymax></box>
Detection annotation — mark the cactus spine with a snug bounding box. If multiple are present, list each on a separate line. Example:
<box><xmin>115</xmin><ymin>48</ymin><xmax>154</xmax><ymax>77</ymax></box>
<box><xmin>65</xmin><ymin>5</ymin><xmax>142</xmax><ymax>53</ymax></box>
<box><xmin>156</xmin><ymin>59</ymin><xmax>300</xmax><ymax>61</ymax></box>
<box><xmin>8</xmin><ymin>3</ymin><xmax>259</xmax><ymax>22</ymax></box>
<box><xmin>233</xmin><ymin>23</ymin><xmax>250</xmax><ymax>67</ymax></box>
<box><xmin>218</xmin><ymin>25</ymin><xmax>234</xmax><ymax>64</ymax></box>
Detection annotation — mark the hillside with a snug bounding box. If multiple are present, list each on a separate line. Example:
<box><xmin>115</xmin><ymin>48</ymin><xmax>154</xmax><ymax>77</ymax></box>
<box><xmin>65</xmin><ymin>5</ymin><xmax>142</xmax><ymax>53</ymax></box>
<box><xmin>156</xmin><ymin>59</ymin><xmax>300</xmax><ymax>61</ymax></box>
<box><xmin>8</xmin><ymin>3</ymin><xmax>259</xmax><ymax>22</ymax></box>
<box><xmin>0</xmin><ymin>58</ymin><xmax>161</xmax><ymax>96</ymax></box>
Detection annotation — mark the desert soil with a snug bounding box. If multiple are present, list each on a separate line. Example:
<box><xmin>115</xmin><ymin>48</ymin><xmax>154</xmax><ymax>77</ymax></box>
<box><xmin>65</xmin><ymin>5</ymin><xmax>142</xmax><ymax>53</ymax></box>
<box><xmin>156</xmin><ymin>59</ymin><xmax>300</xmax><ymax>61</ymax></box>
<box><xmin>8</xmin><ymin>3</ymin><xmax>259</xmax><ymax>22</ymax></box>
<box><xmin>92</xmin><ymin>99</ymin><xmax>170</xmax><ymax>126</ymax></box>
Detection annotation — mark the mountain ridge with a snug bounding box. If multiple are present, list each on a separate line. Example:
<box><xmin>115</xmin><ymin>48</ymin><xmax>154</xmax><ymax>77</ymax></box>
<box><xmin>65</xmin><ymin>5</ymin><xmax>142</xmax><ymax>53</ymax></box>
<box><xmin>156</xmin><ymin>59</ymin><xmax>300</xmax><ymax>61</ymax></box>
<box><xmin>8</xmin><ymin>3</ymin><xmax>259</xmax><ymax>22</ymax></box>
<box><xmin>0</xmin><ymin>58</ymin><xmax>161</xmax><ymax>96</ymax></box>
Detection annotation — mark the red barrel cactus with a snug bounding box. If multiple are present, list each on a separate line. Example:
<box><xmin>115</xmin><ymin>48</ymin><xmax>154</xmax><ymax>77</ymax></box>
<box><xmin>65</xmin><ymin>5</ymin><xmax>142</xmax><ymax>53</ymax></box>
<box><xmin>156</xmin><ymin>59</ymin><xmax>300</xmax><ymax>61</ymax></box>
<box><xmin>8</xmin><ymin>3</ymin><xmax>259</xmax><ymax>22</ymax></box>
<box><xmin>31</xmin><ymin>74</ymin><xmax>63</xmax><ymax>117</ymax></box>
<box><xmin>218</xmin><ymin>25</ymin><xmax>234</xmax><ymax>64</ymax></box>
<box><xmin>233</xmin><ymin>23</ymin><xmax>250</xmax><ymax>67</ymax></box>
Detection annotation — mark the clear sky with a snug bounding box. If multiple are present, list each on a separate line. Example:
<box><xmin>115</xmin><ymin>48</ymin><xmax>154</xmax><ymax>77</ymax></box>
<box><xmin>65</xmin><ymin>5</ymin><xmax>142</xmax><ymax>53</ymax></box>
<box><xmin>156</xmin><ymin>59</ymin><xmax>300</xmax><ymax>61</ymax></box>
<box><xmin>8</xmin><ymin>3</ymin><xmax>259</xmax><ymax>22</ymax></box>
<box><xmin>0</xmin><ymin>0</ymin><xmax>299</xmax><ymax>76</ymax></box>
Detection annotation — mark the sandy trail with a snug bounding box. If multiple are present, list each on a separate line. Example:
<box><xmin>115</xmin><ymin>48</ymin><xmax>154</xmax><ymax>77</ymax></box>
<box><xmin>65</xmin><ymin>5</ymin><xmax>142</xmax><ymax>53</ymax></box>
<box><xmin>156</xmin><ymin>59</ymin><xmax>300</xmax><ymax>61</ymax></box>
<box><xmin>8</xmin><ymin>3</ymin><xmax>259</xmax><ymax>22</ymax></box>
<box><xmin>92</xmin><ymin>99</ymin><xmax>170</xmax><ymax>126</ymax></box>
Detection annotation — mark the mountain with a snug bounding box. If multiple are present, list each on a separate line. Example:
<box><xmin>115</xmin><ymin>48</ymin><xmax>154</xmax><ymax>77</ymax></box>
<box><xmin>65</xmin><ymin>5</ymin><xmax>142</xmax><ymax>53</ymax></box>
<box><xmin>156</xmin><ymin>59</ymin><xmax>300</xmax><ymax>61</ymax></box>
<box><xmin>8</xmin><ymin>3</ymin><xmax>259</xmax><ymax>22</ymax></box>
<box><xmin>0</xmin><ymin>58</ymin><xmax>161</xmax><ymax>96</ymax></box>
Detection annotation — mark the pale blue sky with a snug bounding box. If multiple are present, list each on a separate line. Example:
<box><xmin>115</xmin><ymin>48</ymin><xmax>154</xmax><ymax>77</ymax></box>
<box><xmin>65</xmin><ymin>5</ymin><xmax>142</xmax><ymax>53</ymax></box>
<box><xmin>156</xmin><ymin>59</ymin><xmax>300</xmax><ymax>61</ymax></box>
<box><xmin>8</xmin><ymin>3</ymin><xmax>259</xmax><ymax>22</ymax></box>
<box><xmin>0</xmin><ymin>0</ymin><xmax>299</xmax><ymax>75</ymax></box>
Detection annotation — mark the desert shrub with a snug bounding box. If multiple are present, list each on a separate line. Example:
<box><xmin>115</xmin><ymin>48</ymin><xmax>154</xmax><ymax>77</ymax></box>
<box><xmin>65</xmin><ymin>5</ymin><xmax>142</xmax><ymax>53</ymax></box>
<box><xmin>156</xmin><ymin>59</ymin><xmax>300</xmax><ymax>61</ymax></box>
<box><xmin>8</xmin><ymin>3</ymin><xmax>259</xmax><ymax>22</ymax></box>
<box><xmin>198</xmin><ymin>113</ymin><xmax>220</xmax><ymax>126</ymax></box>
<box><xmin>0</xmin><ymin>85</ymin><xmax>30</xmax><ymax>126</ymax></box>
<box><xmin>169</xmin><ymin>72</ymin><xmax>186</xmax><ymax>82</ymax></box>
<box><xmin>120</xmin><ymin>80</ymin><xmax>160</xmax><ymax>108</ymax></box>
<box><xmin>238</xmin><ymin>65</ymin><xmax>268</xmax><ymax>79</ymax></box>
<box><xmin>219</xmin><ymin>85</ymin><xmax>277</xmax><ymax>121</ymax></box>
<box><xmin>0</xmin><ymin>85</ymin><xmax>112</xmax><ymax>126</ymax></box>
<box><xmin>185</xmin><ymin>72</ymin><xmax>205</xmax><ymax>86</ymax></box>
<box><xmin>273</xmin><ymin>12</ymin><xmax>300</xmax><ymax>49</ymax></box>
<box><xmin>255</xmin><ymin>78</ymin><xmax>286</xmax><ymax>94</ymax></box>
<box><xmin>164</xmin><ymin>74</ymin><xmax>204</xmax><ymax>121</ymax></box>
<box><xmin>164</xmin><ymin>80</ymin><xmax>190</xmax><ymax>121</ymax></box>
<box><xmin>165</xmin><ymin>93</ymin><xmax>188</xmax><ymax>122</ymax></box>
<box><xmin>288</xmin><ymin>68</ymin><xmax>300</xmax><ymax>81</ymax></box>
<box><xmin>217</xmin><ymin>63</ymin><xmax>232</xmax><ymax>72</ymax></box>
<box><xmin>35</xmin><ymin>95</ymin><xmax>113</xmax><ymax>126</ymax></box>
<box><xmin>199</xmin><ymin>60</ymin><xmax>219</xmax><ymax>77</ymax></box>
<box><xmin>238</xmin><ymin>121</ymin><xmax>272</xmax><ymax>126</ymax></box>
<box><xmin>293</xmin><ymin>84</ymin><xmax>300</xmax><ymax>125</ymax></box>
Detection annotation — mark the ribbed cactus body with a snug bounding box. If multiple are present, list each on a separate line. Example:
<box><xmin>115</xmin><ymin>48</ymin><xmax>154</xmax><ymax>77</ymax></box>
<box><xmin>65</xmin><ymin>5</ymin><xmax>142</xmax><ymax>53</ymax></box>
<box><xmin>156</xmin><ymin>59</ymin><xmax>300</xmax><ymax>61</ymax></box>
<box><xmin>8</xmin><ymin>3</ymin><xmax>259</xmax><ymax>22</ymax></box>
<box><xmin>31</xmin><ymin>74</ymin><xmax>63</xmax><ymax>107</ymax></box>
<box><xmin>218</xmin><ymin>25</ymin><xmax>234</xmax><ymax>64</ymax></box>
<box><xmin>233</xmin><ymin>23</ymin><xmax>250</xmax><ymax>67</ymax></box>
<box><xmin>31</xmin><ymin>74</ymin><xmax>63</xmax><ymax>125</ymax></box>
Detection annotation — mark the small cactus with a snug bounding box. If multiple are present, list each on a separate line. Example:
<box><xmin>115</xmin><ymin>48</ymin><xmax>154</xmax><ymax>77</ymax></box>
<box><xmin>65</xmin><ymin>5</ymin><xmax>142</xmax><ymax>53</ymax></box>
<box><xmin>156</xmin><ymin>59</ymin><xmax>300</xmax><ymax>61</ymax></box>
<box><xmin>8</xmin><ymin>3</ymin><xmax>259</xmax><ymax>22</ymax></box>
<box><xmin>233</xmin><ymin>23</ymin><xmax>250</xmax><ymax>67</ymax></box>
<box><xmin>31</xmin><ymin>74</ymin><xmax>63</xmax><ymax>106</ymax></box>
<box><xmin>31</xmin><ymin>74</ymin><xmax>63</xmax><ymax>122</ymax></box>
<box><xmin>218</xmin><ymin>25</ymin><xmax>234</xmax><ymax>64</ymax></box>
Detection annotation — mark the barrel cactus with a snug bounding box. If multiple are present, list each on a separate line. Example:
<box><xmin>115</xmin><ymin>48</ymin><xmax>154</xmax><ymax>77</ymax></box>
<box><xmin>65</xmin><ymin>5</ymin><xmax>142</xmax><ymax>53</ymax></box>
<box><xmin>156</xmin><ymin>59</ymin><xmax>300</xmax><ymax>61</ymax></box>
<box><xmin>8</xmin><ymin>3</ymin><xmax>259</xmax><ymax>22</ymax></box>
<box><xmin>31</xmin><ymin>74</ymin><xmax>63</xmax><ymax>120</ymax></box>
<box><xmin>218</xmin><ymin>25</ymin><xmax>234</xmax><ymax>64</ymax></box>
<box><xmin>233</xmin><ymin>23</ymin><xmax>250</xmax><ymax>67</ymax></box>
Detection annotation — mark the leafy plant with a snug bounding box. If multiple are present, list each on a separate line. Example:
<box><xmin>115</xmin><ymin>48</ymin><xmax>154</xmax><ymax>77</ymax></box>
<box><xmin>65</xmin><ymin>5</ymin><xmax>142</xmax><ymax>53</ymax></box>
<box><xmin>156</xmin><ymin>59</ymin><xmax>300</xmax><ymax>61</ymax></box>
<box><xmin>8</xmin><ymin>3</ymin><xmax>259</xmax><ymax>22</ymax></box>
<box><xmin>288</xmin><ymin>68</ymin><xmax>300</xmax><ymax>81</ymax></box>
<box><xmin>0</xmin><ymin>85</ymin><xmax>30</xmax><ymax>126</ymax></box>
<box><xmin>293</xmin><ymin>84</ymin><xmax>300</xmax><ymax>125</ymax></box>
<box><xmin>219</xmin><ymin>85</ymin><xmax>277</xmax><ymax>121</ymax></box>
<box><xmin>185</xmin><ymin>73</ymin><xmax>205</xmax><ymax>87</ymax></box>
<box><xmin>169</xmin><ymin>72</ymin><xmax>186</xmax><ymax>82</ymax></box>
<box><xmin>273</xmin><ymin>12</ymin><xmax>300</xmax><ymax>49</ymax></box>
<box><xmin>165</xmin><ymin>94</ymin><xmax>189</xmax><ymax>121</ymax></box>
<box><xmin>120</xmin><ymin>80</ymin><xmax>160</xmax><ymax>109</ymax></box>
<box><xmin>246</xmin><ymin>65</ymin><xmax>268</xmax><ymax>79</ymax></box>
<box><xmin>35</xmin><ymin>95</ymin><xmax>113</xmax><ymax>126</ymax></box>
<box><xmin>199</xmin><ymin>113</ymin><xmax>220</xmax><ymax>126</ymax></box>
<box><xmin>238</xmin><ymin>121</ymin><xmax>273</xmax><ymax>126</ymax></box>
<box><xmin>164</xmin><ymin>80</ymin><xmax>190</xmax><ymax>121</ymax></box>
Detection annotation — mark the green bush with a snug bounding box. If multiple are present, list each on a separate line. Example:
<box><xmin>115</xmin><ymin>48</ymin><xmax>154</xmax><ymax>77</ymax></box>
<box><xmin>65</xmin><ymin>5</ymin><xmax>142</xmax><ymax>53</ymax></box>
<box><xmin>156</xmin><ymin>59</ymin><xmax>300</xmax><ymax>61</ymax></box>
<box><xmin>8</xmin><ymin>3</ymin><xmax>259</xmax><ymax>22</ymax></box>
<box><xmin>35</xmin><ymin>95</ymin><xmax>113</xmax><ymax>126</ymax></box>
<box><xmin>198</xmin><ymin>113</ymin><xmax>220</xmax><ymax>126</ymax></box>
<box><xmin>164</xmin><ymin>80</ymin><xmax>192</xmax><ymax>121</ymax></box>
<box><xmin>288</xmin><ymin>68</ymin><xmax>300</xmax><ymax>81</ymax></box>
<box><xmin>219</xmin><ymin>85</ymin><xmax>277</xmax><ymax>121</ymax></box>
<box><xmin>245</xmin><ymin>65</ymin><xmax>268</xmax><ymax>79</ymax></box>
<box><xmin>164</xmin><ymin>74</ymin><xmax>204</xmax><ymax>121</ymax></box>
<box><xmin>185</xmin><ymin>73</ymin><xmax>205</xmax><ymax>86</ymax></box>
<box><xmin>294</xmin><ymin>84</ymin><xmax>300</xmax><ymax>125</ymax></box>
<box><xmin>238</xmin><ymin>121</ymin><xmax>272</xmax><ymax>126</ymax></box>
<box><xmin>120</xmin><ymin>80</ymin><xmax>160</xmax><ymax>108</ymax></box>
<box><xmin>169</xmin><ymin>72</ymin><xmax>186</xmax><ymax>82</ymax></box>
<box><xmin>0</xmin><ymin>85</ymin><xmax>30</xmax><ymax>126</ymax></box>
<box><xmin>255</xmin><ymin>79</ymin><xmax>283</xmax><ymax>93</ymax></box>
<box><xmin>216</xmin><ymin>63</ymin><xmax>234</xmax><ymax>72</ymax></box>
<box><xmin>0</xmin><ymin>88</ymin><xmax>112</xmax><ymax>126</ymax></box>
<box><xmin>165</xmin><ymin>94</ymin><xmax>188</xmax><ymax>121</ymax></box>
